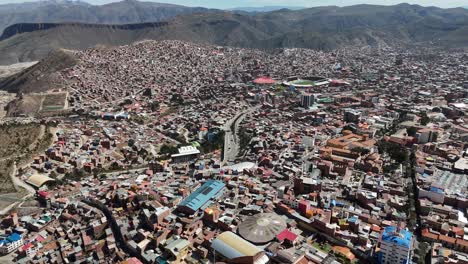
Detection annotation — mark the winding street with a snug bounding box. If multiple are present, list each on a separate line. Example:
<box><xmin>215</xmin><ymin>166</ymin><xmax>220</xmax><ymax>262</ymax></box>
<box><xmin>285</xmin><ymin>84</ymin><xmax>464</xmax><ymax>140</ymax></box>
<box><xmin>0</xmin><ymin>164</ymin><xmax>35</xmax><ymax>215</ymax></box>
<box><xmin>0</xmin><ymin>126</ymin><xmax>56</xmax><ymax>215</ymax></box>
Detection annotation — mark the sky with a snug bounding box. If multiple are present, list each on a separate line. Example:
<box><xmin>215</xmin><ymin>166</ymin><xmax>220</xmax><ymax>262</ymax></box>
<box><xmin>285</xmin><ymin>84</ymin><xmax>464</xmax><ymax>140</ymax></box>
<box><xmin>0</xmin><ymin>0</ymin><xmax>467</xmax><ymax>8</ymax></box>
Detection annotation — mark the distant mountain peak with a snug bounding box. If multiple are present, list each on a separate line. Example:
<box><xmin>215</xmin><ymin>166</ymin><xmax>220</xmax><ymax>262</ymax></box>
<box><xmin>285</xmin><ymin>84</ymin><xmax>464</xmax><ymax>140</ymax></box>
<box><xmin>39</xmin><ymin>0</ymin><xmax>90</xmax><ymax>6</ymax></box>
<box><xmin>229</xmin><ymin>6</ymin><xmax>306</xmax><ymax>12</ymax></box>
<box><xmin>0</xmin><ymin>0</ymin><xmax>213</xmax><ymax>35</ymax></box>
<box><xmin>0</xmin><ymin>3</ymin><xmax>467</xmax><ymax>65</ymax></box>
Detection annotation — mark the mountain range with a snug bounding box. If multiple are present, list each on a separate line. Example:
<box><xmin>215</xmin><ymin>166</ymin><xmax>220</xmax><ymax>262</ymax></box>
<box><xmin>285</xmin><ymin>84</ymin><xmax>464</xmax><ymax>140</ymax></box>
<box><xmin>0</xmin><ymin>0</ymin><xmax>214</xmax><ymax>34</ymax></box>
<box><xmin>229</xmin><ymin>6</ymin><xmax>306</xmax><ymax>12</ymax></box>
<box><xmin>0</xmin><ymin>1</ymin><xmax>468</xmax><ymax>65</ymax></box>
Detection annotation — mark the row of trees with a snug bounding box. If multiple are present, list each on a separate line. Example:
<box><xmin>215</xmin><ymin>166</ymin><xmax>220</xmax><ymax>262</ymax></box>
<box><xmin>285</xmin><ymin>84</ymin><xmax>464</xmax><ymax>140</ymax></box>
<box><xmin>200</xmin><ymin>130</ymin><xmax>225</xmax><ymax>154</ymax></box>
<box><xmin>377</xmin><ymin>140</ymin><xmax>408</xmax><ymax>163</ymax></box>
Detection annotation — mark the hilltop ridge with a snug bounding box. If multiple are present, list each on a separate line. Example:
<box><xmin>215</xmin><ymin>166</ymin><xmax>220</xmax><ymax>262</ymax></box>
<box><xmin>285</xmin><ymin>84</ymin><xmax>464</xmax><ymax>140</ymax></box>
<box><xmin>0</xmin><ymin>0</ymin><xmax>214</xmax><ymax>34</ymax></box>
<box><xmin>0</xmin><ymin>3</ymin><xmax>467</xmax><ymax>64</ymax></box>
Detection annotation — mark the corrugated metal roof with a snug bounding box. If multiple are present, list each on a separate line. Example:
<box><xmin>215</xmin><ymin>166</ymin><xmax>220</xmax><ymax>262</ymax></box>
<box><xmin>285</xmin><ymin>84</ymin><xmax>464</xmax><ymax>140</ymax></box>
<box><xmin>212</xmin><ymin>232</ymin><xmax>262</xmax><ymax>259</ymax></box>
<box><xmin>178</xmin><ymin>180</ymin><xmax>225</xmax><ymax>212</ymax></box>
<box><xmin>26</xmin><ymin>174</ymin><xmax>55</xmax><ymax>188</ymax></box>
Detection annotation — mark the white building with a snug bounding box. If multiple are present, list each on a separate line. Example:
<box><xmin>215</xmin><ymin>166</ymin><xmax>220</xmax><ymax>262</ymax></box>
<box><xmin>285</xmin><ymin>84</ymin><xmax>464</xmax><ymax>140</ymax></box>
<box><xmin>0</xmin><ymin>233</ymin><xmax>23</xmax><ymax>254</ymax></box>
<box><xmin>379</xmin><ymin>226</ymin><xmax>413</xmax><ymax>264</ymax></box>
<box><xmin>171</xmin><ymin>146</ymin><xmax>201</xmax><ymax>163</ymax></box>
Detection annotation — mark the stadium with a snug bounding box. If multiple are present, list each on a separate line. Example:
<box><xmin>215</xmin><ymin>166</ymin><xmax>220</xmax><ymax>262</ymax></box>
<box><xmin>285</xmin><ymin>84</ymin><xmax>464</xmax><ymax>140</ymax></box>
<box><xmin>283</xmin><ymin>76</ymin><xmax>330</xmax><ymax>88</ymax></box>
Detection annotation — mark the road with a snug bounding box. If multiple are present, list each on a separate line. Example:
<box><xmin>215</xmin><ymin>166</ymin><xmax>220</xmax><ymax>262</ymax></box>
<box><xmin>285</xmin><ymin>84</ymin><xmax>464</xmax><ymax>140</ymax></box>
<box><xmin>10</xmin><ymin>164</ymin><xmax>36</xmax><ymax>195</ymax></box>
<box><xmin>0</xmin><ymin>164</ymin><xmax>35</xmax><ymax>215</ymax></box>
<box><xmin>0</xmin><ymin>126</ymin><xmax>56</xmax><ymax>215</ymax></box>
<box><xmin>223</xmin><ymin>106</ymin><xmax>259</xmax><ymax>164</ymax></box>
<box><xmin>82</xmin><ymin>198</ymin><xmax>146</xmax><ymax>263</ymax></box>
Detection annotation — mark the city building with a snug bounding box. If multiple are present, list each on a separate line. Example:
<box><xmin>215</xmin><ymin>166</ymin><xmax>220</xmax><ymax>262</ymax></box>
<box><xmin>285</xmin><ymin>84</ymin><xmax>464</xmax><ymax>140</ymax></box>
<box><xmin>177</xmin><ymin>180</ymin><xmax>225</xmax><ymax>214</ymax></box>
<box><xmin>211</xmin><ymin>231</ymin><xmax>269</xmax><ymax>264</ymax></box>
<box><xmin>343</xmin><ymin>109</ymin><xmax>362</xmax><ymax>124</ymax></box>
<box><xmin>300</xmin><ymin>93</ymin><xmax>314</xmax><ymax>108</ymax></box>
<box><xmin>171</xmin><ymin>146</ymin><xmax>201</xmax><ymax>163</ymax></box>
<box><xmin>0</xmin><ymin>233</ymin><xmax>23</xmax><ymax>254</ymax></box>
<box><xmin>379</xmin><ymin>226</ymin><xmax>413</xmax><ymax>264</ymax></box>
<box><xmin>165</xmin><ymin>238</ymin><xmax>190</xmax><ymax>262</ymax></box>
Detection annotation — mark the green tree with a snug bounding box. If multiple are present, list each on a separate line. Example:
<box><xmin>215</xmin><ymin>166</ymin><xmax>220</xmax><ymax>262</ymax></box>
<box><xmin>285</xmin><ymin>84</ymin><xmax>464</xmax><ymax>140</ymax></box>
<box><xmin>200</xmin><ymin>130</ymin><xmax>225</xmax><ymax>153</ymax></box>
<box><xmin>378</xmin><ymin>141</ymin><xmax>408</xmax><ymax>163</ymax></box>
<box><xmin>351</xmin><ymin>147</ymin><xmax>370</xmax><ymax>155</ymax></box>
<box><xmin>149</xmin><ymin>101</ymin><xmax>160</xmax><ymax>112</ymax></box>
<box><xmin>420</xmin><ymin>113</ymin><xmax>430</xmax><ymax>126</ymax></box>
<box><xmin>160</xmin><ymin>144</ymin><xmax>178</xmax><ymax>156</ymax></box>
<box><xmin>406</xmin><ymin>127</ymin><xmax>418</xmax><ymax>137</ymax></box>
<box><xmin>170</xmin><ymin>94</ymin><xmax>184</xmax><ymax>105</ymax></box>
<box><xmin>239</xmin><ymin>127</ymin><xmax>254</xmax><ymax>152</ymax></box>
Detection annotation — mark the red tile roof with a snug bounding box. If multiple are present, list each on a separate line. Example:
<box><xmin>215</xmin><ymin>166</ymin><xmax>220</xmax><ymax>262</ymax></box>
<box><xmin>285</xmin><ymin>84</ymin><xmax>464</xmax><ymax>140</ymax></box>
<box><xmin>452</xmin><ymin>227</ymin><xmax>464</xmax><ymax>236</ymax></box>
<box><xmin>123</xmin><ymin>257</ymin><xmax>143</xmax><ymax>264</ymax></box>
<box><xmin>421</xmin><ymin>229</ymin><xmax>438</xmax><ymax>240</ymax></box>
<box><xmin>277</xmin><ymin>229</ymin><xmax>298</xmax><ymax>242</ymax></box>
<box><xmin>371</xmin><ymin>225</ymin><xmax>381</xmax><ymax>232</ymax></box>
<box><xmin>439</xmin><ymin>235</ymin><xmax>456</xmax><ymax>244</ymax></box>
<box><xmin>456</xmin><ymin>239</ymin><xmax>468</xmax><ymax>248</ymax></box>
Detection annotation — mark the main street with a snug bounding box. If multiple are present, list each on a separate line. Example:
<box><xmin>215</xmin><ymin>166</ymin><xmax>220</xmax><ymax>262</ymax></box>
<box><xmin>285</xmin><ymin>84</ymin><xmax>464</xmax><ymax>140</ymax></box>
<box><xmin>222</xmin><ymin>106</ymin><xmax>259</xmax><ymax>164</ymax></box>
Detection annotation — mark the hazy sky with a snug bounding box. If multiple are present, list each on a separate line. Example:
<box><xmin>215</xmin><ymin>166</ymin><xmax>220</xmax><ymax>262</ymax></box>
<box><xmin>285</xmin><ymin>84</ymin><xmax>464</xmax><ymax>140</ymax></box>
<box><xmin>0</xmin><ymin>0</ymin><xmax>467</xmax><ymax>8</ymax></box>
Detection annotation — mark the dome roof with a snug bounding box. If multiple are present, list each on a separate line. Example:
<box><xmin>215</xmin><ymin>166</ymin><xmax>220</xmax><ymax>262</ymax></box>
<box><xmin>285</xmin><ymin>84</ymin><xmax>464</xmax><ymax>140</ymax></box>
<box><xmin>238</xmin><ymin>213</ymin><xmax>287</xmax><ymax>244</ymax></box>
<box><xmin>253</xmin><ymin>76</ymin><xmax>276</xmax><ymax>85</ymax></box>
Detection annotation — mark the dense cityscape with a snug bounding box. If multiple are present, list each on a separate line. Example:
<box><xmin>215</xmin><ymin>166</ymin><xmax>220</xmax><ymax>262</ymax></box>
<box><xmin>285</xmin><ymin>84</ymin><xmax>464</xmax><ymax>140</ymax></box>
<box><xmin>0</xmin><ymin>31</ymin><xmax>467</xmax><ymax>264</ymax></box>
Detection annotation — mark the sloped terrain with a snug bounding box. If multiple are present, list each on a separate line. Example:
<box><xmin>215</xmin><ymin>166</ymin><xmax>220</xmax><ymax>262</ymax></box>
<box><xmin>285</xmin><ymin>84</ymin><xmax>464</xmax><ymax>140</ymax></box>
<box><xmin>0</xmin><ymin>0</ymin><xmax>214</xmax><ymax>34</ymax></box>
<box><xmin>0</xmin><ymin>49</ymin><xmax>77</xmax><ymax>93</ymax></box>
<box><xmin>0</xmin><ymin>4</ymin><xmax>467</xmax><ymax>64</ymax></box>
<box><xmin>0</xmin><ymin>123</ymin><xmax>45</xmax><ymax>194</ymax></box>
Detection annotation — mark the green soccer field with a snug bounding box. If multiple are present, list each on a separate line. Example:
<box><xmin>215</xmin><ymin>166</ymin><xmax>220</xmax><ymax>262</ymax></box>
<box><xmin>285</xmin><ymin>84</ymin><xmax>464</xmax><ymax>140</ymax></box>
<box><xmin>290</xmin><ymin>79</ymin><xmax>315</xmax><ymax>86</ymax></box>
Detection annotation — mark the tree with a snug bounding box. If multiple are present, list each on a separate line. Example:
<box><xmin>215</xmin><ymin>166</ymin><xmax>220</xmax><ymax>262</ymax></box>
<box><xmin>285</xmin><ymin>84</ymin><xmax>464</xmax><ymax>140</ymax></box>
<box><xmin>200</xmin><ymin>130</ymin><xmax>225</xmax><ymax>153</ymax></box>
<box><xmin>378</xmin><ymin>140</ymin><xmax>408</xmax><ymax>163</ymax></box>
<box><xmin>170</xmin><ymin>94</ymin><xmax>184</xmax><ymax>105</ymax></box>
<box><xmin>119</xmin><ymin>98</ymin><xmax>132</xmax><ymax>107</ymax></box>
<box><xmin>239</xmin><ymin>127</ymin><xmax>254</xmax><ymax>152</ymax></box>
<box><xmin>175</xmin><ymin>134</ymin><xmax>187</xmax><ymax>144</ymax></box>
<box><xmin>64</xmin><ymin>169</ymin><xmax>86</xmax><ymax>181</ymax></box>
<box><xmin>406</xmin><ymin>127</ymin><xmax>418</xmax><ymax>137</ymax></box>
<box><xmin>49</xmin><ymin>171</ymin><xmax>58</xmax><ymax>178</ymax></box>
<box><xmin>420</xmin><ymin>113</ymin><xmax>430</xmax><ymax>126</ymax></box>
<box><xmin>92</xmin><ymin>168</ymin><xmax>102</xmax><ymax>178</ymax></box>
<box><xmin>351</xmin><ymin>147</ymin><xmax>370</xmax><ymax>155</ymax></box>
<box><xmin>159</xmin><ymin>144</ymin><xmax>178</xmax><ymax>156</ymax></box>
<box><xmin>149</xmin><ymin>101</ymin><xmax>160</xmax><ymax>112</ymax></box>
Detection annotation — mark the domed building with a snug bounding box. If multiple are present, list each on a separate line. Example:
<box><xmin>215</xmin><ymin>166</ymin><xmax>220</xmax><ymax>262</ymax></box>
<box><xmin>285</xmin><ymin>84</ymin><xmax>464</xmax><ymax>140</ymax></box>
<box><xmin>238</xmin><ymin>213</ymin><xmax>287</xmax><ymax>244</ymax></box>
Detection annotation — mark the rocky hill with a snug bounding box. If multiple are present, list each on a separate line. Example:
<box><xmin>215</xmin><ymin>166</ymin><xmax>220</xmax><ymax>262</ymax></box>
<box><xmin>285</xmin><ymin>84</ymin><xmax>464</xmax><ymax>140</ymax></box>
<box><xmin>0</xmin><ymin>3</ymin><xmax>467</xmax><ymax>64</ymax></box>
<box><xmin>0</xmin><ymin>0</ymin><xmax>213</xmax><ymax>34</ymax></box>
<box><xmin>0</xmin><ymin>49</ymin><xmax>77</xmax><ymax>93</ymax></box>
<box><xmin>229</xmin><ymin>6</ymin><xmax>306</xmax><ymax>12</ymax></box>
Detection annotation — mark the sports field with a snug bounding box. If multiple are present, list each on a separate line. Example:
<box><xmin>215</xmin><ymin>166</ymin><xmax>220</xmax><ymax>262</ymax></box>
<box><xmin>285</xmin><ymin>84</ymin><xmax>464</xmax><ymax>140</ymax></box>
<box><xmin>290</xmin><ymin>79</ymin><xmax>316</xmax><ymax>86</ymax></box>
